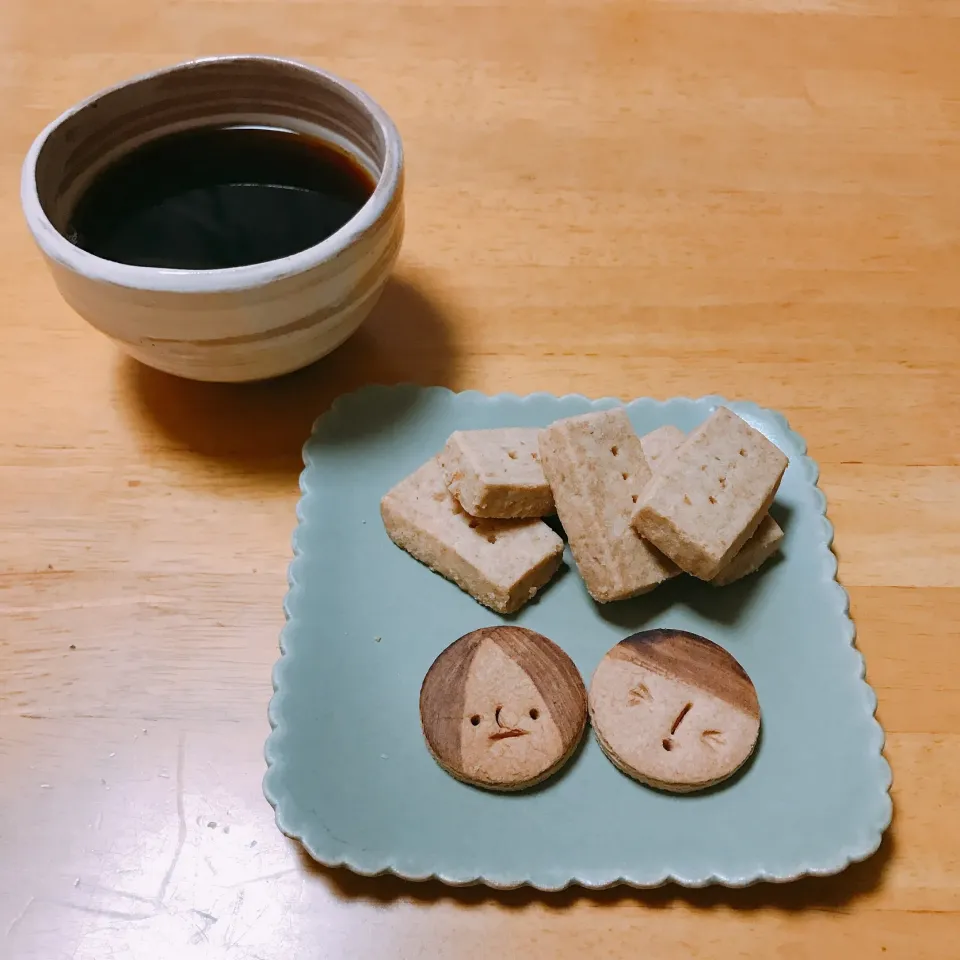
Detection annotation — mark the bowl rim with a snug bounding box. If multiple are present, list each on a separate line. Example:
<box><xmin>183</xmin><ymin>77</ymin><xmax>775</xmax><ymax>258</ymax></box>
<box><xmin>20</xmin><ymin>54</ymin><xmax>403</xmax><ymax>295</ymax></box>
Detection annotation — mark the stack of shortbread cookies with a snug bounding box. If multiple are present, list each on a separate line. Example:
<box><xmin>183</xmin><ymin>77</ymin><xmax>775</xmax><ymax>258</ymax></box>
<box><xmin>381</xmin><ymin>407</ymin><xmax>788</xmax><ymax>613</ymax></box>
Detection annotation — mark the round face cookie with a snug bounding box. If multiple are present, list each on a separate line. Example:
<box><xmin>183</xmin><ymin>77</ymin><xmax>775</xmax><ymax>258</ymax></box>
<box><xmin>419</xmin><ymin>626</ymin><xmax>588</xmax><ymax>792</ymax></box>
<box><xmin>589</xmin><ymin>629</ymin><xmax>760</xmax><ymax>793</ymax></box>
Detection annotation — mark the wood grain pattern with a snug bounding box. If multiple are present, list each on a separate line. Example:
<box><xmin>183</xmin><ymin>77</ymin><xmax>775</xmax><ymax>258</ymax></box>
<box><xmin>2</xmin><ymin>0</ymin><xmax>959</xmax><ymax>954</ymax></box>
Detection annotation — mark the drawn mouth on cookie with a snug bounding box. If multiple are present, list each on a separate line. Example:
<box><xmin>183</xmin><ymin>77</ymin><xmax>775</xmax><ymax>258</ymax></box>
<box><xmin>489</xmin><ymin>729</ymin><xmax>528</xmax><ymax>741</ymax></box>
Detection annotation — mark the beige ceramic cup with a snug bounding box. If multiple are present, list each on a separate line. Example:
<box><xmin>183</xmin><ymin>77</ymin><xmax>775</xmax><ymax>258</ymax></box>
<box><xmin>21</xmin><ymin>56</ymin><xmax>404</xmax><ymax>382</ymax></box>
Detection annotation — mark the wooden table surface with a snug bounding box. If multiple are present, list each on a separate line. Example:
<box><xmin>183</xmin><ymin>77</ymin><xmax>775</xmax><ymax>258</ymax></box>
<box><xmin>2</xmin><ymin>0</ymin><xmax>959</xmax><ymax>957</ymax></box>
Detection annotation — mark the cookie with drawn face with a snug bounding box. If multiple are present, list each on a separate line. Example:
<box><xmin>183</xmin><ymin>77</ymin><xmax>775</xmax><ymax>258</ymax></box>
<box><xmin>589</xmin><ymin>630</ymin><xmax>760</xmax><ymax>793</ymax></box>
<box><xmin>419</xmin><ymin>626</ymin><xmax>587</xmax><ymax>791</ymax></box>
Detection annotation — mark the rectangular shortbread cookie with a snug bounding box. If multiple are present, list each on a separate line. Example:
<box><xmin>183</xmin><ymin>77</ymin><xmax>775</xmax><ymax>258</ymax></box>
<box><xmin>639</xmin><ymin>424</ymin><xmax>686</xmax><ymax>470</ymax></box>
<box><xmin>538</xmin><ymin>409</ymin><xmax>677</xmax><ymax>603</ymax></box>
<box><xmin>633</xmin><ymin>407</ymin><xmax>788</xmax><ymax>580</ymax></box>
<box><xmin>710</xmin><ymin>515</ymin><xmax>784</xmax><ymax>586</ymax></box>
<box><xmin>381</xmin><ymin>457</ymin><xmax>564</xmax><ymax>614</ymax></box>
<box><xmin>439</xmin><ymin>428</ymin><xmax>554</xmax><ymax>519</ymax></box>
<box><xmin>640</xmin><ymin>425</ymin><xmax>784</xmax><ymax>585</ymax></box>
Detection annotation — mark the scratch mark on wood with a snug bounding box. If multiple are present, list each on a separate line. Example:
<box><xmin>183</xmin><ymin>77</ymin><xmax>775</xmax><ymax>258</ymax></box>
<box><xmin>49</xmin><ymin>899</ymin><xmax>153</xmax><ymax>922</ymax></box>
<box><xmin>189</xmin><ymin>908</ymin><xmax>218</xmax><ymax>944</ymax></box>
<box><xmin>5</xmin><ymin>896</ymin><xmax>35</xmax><ymax>938</ymax></box>
<box><xmin>222</xmin><ymin>867</ymin><xmax>297</xmax><ymax>889</ymax></box>
<box><xmin>78</xmin><ymin>882</ymin><xmax>156</xmax><ymax>905</ymax></box>
<box><xmin>229</xmin><ymin>905</ymin><xmax>268</xmax><ymax>949</ymax></box>
<box><xmin>157</xmin><ymin>731</ymin><xmax>187</xmax><ymax>904</ymax></box>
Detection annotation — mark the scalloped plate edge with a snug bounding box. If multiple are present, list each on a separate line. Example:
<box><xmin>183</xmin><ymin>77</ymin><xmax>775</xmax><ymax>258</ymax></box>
<box><xmin>263</xmin><ymin>385</ymin><xmax>893</xmax><ymax>889</ymax></box>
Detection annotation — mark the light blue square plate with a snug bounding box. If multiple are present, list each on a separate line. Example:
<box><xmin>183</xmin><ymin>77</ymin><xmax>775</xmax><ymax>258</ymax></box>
<box><xmin>263</xmin><ymin>387</ymin><xmax>892</xmax><ymax>890</ymax></box>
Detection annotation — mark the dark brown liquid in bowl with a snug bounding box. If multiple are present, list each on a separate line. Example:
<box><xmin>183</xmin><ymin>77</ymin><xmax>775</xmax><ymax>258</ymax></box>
<box><xmin>66</xmin><ymin>125</ymin><xmax>377</xmax><ymax>270</ymax></box>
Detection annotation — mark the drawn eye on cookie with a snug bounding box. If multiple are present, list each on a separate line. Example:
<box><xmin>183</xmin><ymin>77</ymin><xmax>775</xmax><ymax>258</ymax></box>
<box><xmin>589</xmin><ymin>629</ymin><xmax>760</xmax><ymax>793</ymax></box>
<box><xmin>420</xmin><ymin>626</ymin><xmax>587</xmax><ymax>792</ymax></box>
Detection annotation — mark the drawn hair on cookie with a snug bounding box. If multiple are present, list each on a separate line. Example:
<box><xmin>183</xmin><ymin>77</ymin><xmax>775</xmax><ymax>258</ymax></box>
<box><xmin>611</xmin><ymin>629</ymin><xmax>759</xmax><ymax>719</ymax></box>
<box><xmin>420</xmin><ymin>627</ymin><xmax>585</xmax><ymax>769</ymax></box>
